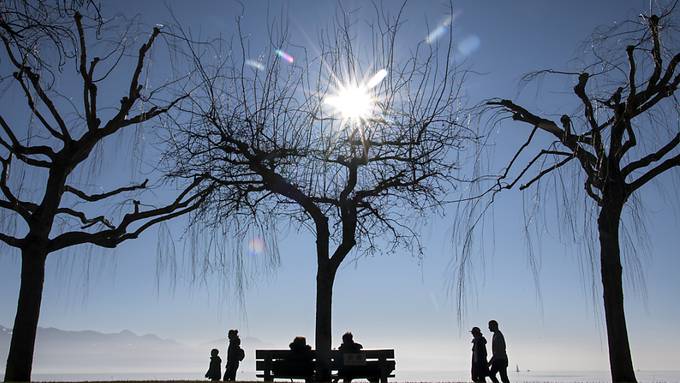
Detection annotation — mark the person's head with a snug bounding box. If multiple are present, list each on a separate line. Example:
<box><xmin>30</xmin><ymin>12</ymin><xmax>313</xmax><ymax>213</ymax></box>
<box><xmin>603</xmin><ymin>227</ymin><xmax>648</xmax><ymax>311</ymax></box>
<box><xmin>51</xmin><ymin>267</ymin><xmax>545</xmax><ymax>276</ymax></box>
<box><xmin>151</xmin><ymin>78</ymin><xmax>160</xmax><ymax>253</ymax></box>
<box><xmin>228</xmin><ymin>329</ymin><xmax>238</xmax><ymax>340</ymax></box>
<box><xmin>290</xmin><ymin>336</ymin><xmax>307</xmax><ymax>350</ymax></box>
<box><xmin>211</xmin><ymin>348</ymin><xmax>219</xmax><ymax>357</ymax></box>
<box><xmin>470</xmin><ymin>327</ymin><xmax>482</xmax><ymax>338</ymax></box>
<box><xmin>488</xmin><ymin>320</ymin><xmax>499</xmax><ymax>332</ymax></box>
<box><xmin>342</xmin><ymin>332</ymin><xmax>354</xmax><ymax>344</ymax></box>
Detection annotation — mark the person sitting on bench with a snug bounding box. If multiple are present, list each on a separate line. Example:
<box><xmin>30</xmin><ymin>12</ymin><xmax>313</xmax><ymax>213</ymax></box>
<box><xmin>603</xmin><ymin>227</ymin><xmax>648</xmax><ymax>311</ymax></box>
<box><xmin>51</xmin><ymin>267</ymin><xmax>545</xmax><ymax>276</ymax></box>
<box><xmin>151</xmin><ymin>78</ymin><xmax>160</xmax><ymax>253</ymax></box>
<box><xmin>337</xmin><ymin>332</ymin><xmax>377</xmax><ymax>383</ymax></box>
<box><xmin>339</xmin><ymin>332</ymin><xmax>363</xmax><ymax>353</ymax></box>
<box><xmin>272</xmin><ymin>336</ymin><xmax>315</xmax><ymax>379</ymax></box>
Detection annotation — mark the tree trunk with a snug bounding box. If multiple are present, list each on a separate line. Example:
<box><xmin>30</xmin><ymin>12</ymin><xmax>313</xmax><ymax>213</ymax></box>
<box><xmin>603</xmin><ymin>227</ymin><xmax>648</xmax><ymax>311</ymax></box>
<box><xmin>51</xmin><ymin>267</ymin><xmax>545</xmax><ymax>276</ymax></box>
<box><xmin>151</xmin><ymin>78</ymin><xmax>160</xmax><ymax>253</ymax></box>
<box><xmin>4</xmin><ymin>247</ymin><xmax>47</xmax><ymax>382</ymax></box>
<box><xmin>598</xmin><ymin>201</ymin><xmax>636</xmax><ymax>383</ymax></box>
<box><xmin>315</xmin><ymin>263</ymin><xmax>335</xmax><ymax>382</ymax></box>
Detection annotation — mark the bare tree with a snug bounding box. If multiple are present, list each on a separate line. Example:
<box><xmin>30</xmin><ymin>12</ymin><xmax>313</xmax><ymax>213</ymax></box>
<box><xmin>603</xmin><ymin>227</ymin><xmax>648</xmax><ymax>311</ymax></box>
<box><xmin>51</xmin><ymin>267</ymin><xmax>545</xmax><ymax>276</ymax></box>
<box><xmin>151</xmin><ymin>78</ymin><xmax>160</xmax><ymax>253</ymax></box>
<box><xmin>165</xmin><ymin>2</ymin><xmax>473</xmax><ymax>380</ymax></box>
<box><xmin>0</xmin><ymin>4</ymin><xmax>211</xmax><ymax>381</ymax></box>
<box><xmin>484</xmin><ymin>5</ymin><xmax>680</xmax><ymax>382</ymax></box>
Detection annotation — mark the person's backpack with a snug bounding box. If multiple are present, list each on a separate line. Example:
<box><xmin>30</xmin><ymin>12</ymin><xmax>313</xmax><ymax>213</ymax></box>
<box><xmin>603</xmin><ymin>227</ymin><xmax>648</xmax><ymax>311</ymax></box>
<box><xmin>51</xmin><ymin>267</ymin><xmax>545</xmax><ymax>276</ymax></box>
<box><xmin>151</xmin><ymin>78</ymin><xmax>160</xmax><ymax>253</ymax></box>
<box><xmin>237</xmin><ymin>347</ymin><xmax>245</xmax><ymax>361</ymax></box>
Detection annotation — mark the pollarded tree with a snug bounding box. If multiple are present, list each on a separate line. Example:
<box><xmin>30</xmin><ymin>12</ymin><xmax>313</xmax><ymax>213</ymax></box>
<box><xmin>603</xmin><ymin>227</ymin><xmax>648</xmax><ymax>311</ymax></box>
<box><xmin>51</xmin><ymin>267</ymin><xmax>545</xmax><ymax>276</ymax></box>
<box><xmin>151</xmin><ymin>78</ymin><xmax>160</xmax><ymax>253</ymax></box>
<box><xmin>165</xmin><ymin>3</ymin><xmax>473</xmax><ymax>380</ymax></box>
<box><xmin>0</xmin><ymin>4</ymin><xmax>211</xmax><ymax>381</ymax></box>
<box><xmin>485</xmin><ymin>6</ymin><xmax>680</xmax><ymax>383</ymax></box>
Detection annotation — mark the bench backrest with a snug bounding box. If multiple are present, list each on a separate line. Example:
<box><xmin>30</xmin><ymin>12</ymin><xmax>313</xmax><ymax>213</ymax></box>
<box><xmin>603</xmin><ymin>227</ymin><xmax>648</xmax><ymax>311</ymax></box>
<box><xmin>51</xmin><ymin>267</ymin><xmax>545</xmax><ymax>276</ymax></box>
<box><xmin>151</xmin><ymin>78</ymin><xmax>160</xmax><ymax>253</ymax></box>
<box><xmin>256</xmin><ymin>349</ymin><xmax>394</xmax><ymax>360</ymax></box>
<box><xmin>255</xmin><ymin>349</ymin><xmax>395</xmax><ymax>370</ymax></box>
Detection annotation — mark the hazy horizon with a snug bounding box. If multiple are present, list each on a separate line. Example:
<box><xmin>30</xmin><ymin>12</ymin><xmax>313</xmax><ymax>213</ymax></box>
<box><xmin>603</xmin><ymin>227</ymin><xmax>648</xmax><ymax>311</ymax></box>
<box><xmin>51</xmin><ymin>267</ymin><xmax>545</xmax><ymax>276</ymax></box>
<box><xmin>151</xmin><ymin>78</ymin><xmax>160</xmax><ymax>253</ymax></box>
<box><xmin>2</xmin><ymin>323</ymin><xmax>680</xmax><ymax>380</ymax></box>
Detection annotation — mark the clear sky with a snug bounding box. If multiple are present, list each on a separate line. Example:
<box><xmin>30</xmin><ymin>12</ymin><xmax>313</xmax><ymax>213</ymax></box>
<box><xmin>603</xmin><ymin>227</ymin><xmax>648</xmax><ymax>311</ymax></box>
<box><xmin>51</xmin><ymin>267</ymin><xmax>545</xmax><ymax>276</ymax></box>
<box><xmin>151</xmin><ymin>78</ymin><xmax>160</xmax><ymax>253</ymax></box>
<box><xmin>1</xmin><ymin>0</ymin><xmax>679</xmax><ymax>374</ymax></box>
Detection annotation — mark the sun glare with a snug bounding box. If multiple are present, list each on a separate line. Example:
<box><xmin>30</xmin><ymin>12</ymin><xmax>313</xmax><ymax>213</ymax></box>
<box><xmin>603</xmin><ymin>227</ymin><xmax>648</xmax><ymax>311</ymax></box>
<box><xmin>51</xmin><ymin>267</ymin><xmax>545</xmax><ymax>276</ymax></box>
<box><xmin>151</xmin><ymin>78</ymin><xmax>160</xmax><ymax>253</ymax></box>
<box><xmin>325</xmin><ymin>83</ymin><xmax>373</xmax><ymax>121</ymax></box>
<box><xmin>324</xmin><ymin>69</ymin><xmax>387</xmax><ymax>124</ymax></box>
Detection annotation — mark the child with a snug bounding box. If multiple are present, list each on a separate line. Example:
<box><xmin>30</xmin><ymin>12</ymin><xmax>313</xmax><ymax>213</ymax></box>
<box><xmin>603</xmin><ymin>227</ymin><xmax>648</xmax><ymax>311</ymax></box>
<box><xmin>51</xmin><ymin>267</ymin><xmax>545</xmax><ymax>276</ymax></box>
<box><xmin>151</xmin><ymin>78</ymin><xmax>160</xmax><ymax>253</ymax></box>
<box><xmin>205</xmin><ymin>348</ymin><xmax>222</xmax><ymax>381</ymax></box>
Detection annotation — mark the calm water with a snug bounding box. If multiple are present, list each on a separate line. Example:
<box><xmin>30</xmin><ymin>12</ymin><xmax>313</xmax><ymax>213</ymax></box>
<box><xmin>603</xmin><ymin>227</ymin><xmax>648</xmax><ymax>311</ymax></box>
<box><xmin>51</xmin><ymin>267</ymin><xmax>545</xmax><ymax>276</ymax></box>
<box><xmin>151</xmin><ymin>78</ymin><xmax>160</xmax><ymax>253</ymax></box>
<box><xmin>5</xmin><ymin>370</ymin><xmax>679</xmax><ymax>382</ymax></box>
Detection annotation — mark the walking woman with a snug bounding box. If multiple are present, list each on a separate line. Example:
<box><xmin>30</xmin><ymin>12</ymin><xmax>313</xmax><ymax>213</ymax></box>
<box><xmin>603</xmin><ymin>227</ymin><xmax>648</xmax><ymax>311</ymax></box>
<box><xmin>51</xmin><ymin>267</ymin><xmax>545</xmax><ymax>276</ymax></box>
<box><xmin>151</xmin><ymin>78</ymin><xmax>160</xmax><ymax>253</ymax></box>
<box><xmin>224</xmin><ymin>329</ymin><xmax>244</xmax><ymax>381</ymax></box>
<box><xmin>471</xmin><ymin>327</ymin><xmax>489</xmax><ymax>383</ymax></box>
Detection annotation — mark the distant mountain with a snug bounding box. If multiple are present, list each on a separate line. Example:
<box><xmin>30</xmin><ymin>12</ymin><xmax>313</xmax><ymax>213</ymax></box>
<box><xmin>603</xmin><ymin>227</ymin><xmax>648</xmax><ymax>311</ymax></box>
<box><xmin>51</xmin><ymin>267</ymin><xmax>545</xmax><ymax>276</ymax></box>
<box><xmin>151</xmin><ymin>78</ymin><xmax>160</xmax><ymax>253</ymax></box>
<box><xmin>203</xmin><ymin>335</ymin><xmax>271</xmax><ymax>349</ymax></box>
<box><xmin>0</xmin><ymin>324</ymin><xmax>204</xmax><ymax>374</ymax></box>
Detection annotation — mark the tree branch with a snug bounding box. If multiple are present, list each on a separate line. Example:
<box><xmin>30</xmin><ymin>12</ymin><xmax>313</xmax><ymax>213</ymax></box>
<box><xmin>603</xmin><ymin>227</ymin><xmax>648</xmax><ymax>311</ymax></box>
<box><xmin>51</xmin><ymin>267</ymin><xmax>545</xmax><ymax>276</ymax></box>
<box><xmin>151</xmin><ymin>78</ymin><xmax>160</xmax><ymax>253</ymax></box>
<box><xmin>572</xmin><ymin>73</ymin><xmax>604</xmax><ymax>156</ymax></box>
<box><xmin>98</xmin><ymin>25</ymin><xmax>162</xmax><ymax>136</ymax></box>
<box><xmin>64</xmin><ymin>179</ymin><xmax>148</xmax><ymax>202</ymax></box>
<box><xmin>49</xmin><ymin>177</ymin><xmax>212</xmax><ymax>251</ymax></box>
<box><xmin>487</xmin><ymin>99</ymin><xmax>599</xmax><ymax>178</ymax></box>
<box><xmin>0</xmin><ymin>232</ymin><xmax>23</xmax><ymax>248</ymax></box>
<box><xmin>0</xmin><ymin>156</ymin><xmax>32</xmax><ymax>221</ymax></box>
<box><xmin>56</xmin><ymin>207</ymin><xmax>115</xmax><ymax>229</ymax></box>
<box><xmin>14</xmin><ymin>66</ymin><xmax>71</xmax><ymax>141</ymax></box>
<box><xmin>628</xmin><ymin>153</ymin><xmax>680</xmax><ymax>192</ymax></box>
<box><xmin>622</xmin><ymin>132</ymin><xmax>680</xmax><ymax>175</ymax></box>
<box><xmin>74</xmin><ymin>12</ymin><xmax>100</xmax><ymax>130</ymax></box>
<box><xmin>519</xmin><ymin>155</ymin><xmax>576</xmax><ymax>190</ymax></box>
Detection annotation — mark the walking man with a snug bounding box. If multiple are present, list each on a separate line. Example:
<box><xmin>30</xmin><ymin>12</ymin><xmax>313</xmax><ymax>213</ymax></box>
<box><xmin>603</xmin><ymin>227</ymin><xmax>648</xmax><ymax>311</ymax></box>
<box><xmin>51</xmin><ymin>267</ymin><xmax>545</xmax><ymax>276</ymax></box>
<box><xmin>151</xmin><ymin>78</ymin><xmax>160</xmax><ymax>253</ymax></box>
<box><xmin>487</xmin><ymin>320</ymin><xmax>509</xmax><ymax>383</ymax></box>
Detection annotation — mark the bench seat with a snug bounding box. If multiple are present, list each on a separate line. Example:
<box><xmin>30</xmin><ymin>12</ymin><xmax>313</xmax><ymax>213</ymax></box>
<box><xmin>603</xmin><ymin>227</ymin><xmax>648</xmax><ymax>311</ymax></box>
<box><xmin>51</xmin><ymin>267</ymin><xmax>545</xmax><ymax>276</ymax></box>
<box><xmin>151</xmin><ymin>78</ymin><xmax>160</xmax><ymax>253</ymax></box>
<box><xmin>256</xmin><ymin>349</ymin><xmax>395</xmax><ymax>383</ymax></box>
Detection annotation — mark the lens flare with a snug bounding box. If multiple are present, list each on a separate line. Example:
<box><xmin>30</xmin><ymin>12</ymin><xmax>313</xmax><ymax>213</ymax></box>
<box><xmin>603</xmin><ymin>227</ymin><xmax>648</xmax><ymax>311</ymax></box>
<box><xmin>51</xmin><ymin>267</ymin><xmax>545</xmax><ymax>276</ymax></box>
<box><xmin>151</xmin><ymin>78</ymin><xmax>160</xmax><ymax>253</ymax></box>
<box><xmin>366</xmin><ymin>69</ymin><xmax>388</xmax><ymax>89</ymax></box>
<box><xmin>274</xmin><ymin>49</ymin><xmax>294</xmax><ymax>63</ymax></box>
<box><xmin>425</xmin><ymin>15</ymin><xmax>453</xmax><ymax>44</ymax></box>
<box><xmin>457</xmin><ymin>35</ymin><xmax>481</xmax><ymax>57</ymax></box>
<box><xmin>245</xmin><ymin>59</ymin><xmax>265</xmax><ymax>71</ymax></box>
<box><xmin>247</xmin><ymin>237</ymin><xmax>265</xmax><ymax>256</ymax></box>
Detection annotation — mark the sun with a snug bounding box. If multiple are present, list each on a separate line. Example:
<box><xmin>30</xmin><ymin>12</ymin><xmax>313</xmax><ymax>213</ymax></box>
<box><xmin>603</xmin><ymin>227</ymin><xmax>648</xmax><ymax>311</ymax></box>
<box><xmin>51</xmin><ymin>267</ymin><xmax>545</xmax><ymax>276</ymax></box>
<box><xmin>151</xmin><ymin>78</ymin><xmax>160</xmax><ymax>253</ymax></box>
<box><xmin>324</xmin><ymin>69</ymin><xmax>387</xmax><ymax>125</ymax></box>
<box><xmin>325</xmin><ymin>83</ymin><xmax>374</xmax><ymax>121</ymax></box>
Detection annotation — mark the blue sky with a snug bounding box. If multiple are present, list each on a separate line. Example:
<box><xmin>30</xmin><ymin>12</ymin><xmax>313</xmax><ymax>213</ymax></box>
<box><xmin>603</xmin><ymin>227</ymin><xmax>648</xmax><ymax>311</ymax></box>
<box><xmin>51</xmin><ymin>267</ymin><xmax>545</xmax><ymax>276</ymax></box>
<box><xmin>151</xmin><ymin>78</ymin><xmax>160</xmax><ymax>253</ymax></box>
<box><xmin>1</xmin><ymin>0</ymin><xmax>679</xmax><ymax>373</ymax></box>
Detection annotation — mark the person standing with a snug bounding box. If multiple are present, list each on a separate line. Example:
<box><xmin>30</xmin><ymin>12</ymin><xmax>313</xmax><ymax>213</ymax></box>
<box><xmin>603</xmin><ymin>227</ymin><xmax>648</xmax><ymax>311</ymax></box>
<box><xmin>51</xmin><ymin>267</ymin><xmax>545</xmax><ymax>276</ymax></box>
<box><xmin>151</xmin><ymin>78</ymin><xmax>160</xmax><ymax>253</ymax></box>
<box><xmin>470</xmin><ymin>327</ymin><xmax>489</xmax><ymax>383</ymax></box>
<box><xmin>487</xmin><ymin>320</ymin><xmax>509</xmax><ymax>383</ymax></box>
<box><xmin>224</xmin><ymin>329</ymin><xmax>244</xmax><ymax>381</ymax></box>
<box><xmin>205</xmin><ymin>348</ymin><xmax>222</xmax><ymax>381</ymax></box>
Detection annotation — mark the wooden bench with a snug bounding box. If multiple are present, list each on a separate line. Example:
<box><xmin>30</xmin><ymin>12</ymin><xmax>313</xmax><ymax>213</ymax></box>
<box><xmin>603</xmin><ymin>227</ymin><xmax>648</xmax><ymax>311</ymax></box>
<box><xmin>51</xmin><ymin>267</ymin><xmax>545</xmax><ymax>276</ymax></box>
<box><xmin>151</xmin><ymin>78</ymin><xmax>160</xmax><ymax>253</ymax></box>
<box><xmin>256</xmin><ymin>349</ymin><xmax>395</xmax><ymax>383</ymax></box>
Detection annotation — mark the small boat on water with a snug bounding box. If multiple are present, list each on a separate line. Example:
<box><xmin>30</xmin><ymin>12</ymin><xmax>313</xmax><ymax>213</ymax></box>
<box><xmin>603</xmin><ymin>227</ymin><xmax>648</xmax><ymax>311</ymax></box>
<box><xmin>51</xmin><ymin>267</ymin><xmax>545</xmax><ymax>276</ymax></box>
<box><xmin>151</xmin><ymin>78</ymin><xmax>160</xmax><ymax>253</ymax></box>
<box><xmin>515</xmin><ymin>364</ymin><xmax>520</xmax><ymax>373</ymax></box>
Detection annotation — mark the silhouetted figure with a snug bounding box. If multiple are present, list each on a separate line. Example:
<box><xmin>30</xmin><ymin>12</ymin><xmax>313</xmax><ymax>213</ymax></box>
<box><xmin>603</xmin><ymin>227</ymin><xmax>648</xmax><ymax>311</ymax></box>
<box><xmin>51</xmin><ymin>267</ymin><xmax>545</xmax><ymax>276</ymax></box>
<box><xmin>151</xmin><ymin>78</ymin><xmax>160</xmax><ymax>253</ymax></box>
<box><xmin>224</xmin><ymin>329</ymin><xmax>244</xmax><ymax>381</ymax></box>
<box><xmin>205</xmin><ymin>348</ymin><xmax>222</xmax><ymax>381</ymax></box>
<box><xmin>337</xmin><ymin>332</ymin><xmax>386</xmax><ymax>383</ymax></box>
<box><xmin>273</xmin><ymin>336</ymin><xmax>315</xmax><ymax>381</ymax></box>
<box><xmin>470</xmin><ymin>327</ymin><xmax>489</xmax><ymax>383</ymax></box>
<box><xmin>487</xmin><ymin>320</ymin><xmax>509</xmax><ymax>383</ymax></box>
<box><xmin>337</xmin><ymin>332</ymin><xmax>365</xmax><ymax>383</ymax></box>
<box><xmin>339</xmin><ymin>332</ymin><xmax>363</xmax><ymax>353</ymax></box>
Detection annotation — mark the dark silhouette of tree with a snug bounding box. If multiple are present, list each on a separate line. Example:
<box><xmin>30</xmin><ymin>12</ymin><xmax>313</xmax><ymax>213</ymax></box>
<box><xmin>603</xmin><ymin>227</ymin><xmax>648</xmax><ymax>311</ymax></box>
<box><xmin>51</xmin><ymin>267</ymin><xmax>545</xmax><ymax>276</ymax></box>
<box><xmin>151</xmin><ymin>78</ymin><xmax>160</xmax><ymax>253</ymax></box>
<box><xmin>484</xmin><ymin>6</ymin><xmax>680</xmax><ymax>382</ymax></box>
<box><xmin>165</xmin><ymin>3</ymin><xmax>472</xmax><ymax>380</ymax></box>
<box><xmin>0</xmin><ymin>4</ymin><xmax>211</xmax><ymax>381</ymax></box>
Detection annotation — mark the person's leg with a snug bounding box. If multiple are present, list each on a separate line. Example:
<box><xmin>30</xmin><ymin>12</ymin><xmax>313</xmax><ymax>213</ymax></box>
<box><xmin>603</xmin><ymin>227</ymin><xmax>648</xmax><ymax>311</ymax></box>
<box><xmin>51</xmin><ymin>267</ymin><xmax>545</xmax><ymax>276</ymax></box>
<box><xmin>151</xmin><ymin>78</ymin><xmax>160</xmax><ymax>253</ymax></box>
<box><xmin>473</xmin><ymin>362</ymin><xmax>487</xmax><ymax>383</ymax></box>
<box><xmin>488</xmin><ymin>362</ymin><xmax>500</xmax><ymax>383</ymax></box>
<box><xmin>499</xmin><ymin>361</ymin><xmax>509</xmax><ymax>383</ymax></box>
<box><xmin>224</xmin><ymin>362</ymin><xmax>235</xmax><ymax>381</ymax></box>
